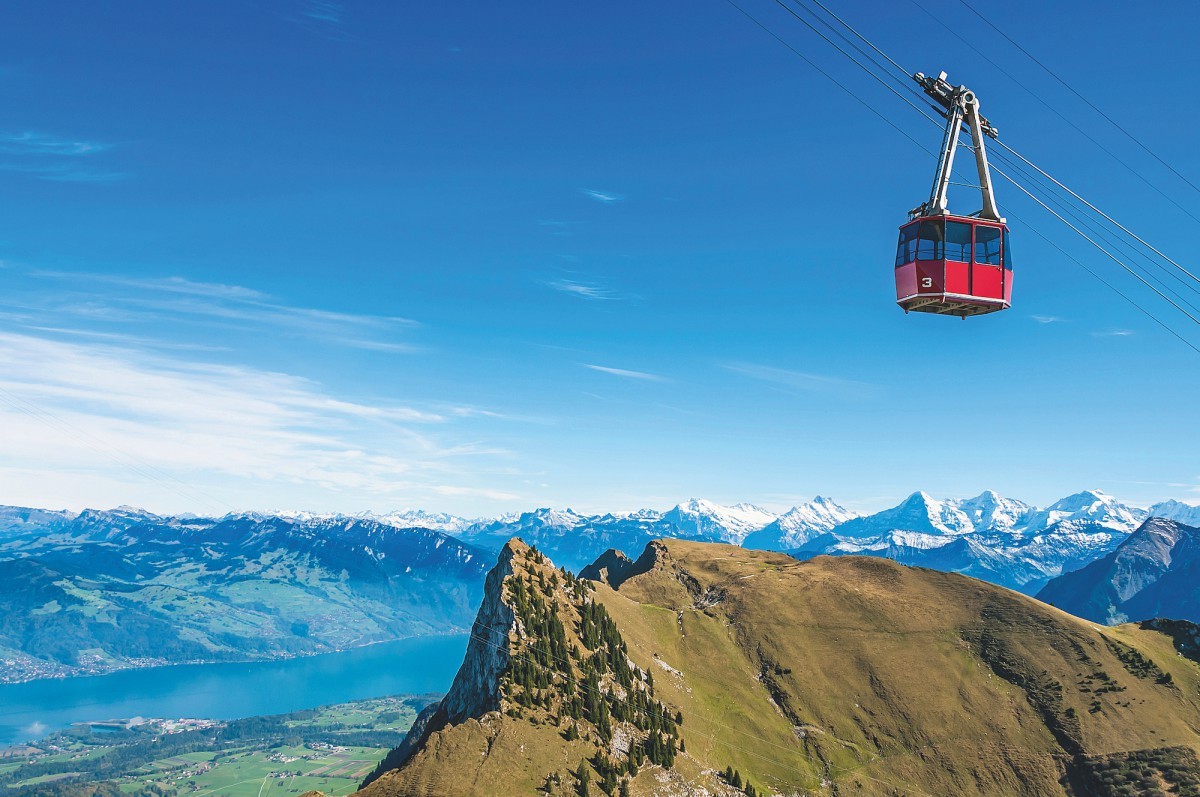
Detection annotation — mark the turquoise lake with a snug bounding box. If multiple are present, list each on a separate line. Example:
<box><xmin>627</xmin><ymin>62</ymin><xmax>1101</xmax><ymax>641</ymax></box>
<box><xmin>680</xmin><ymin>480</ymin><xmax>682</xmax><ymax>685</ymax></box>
<box><xmin>0</xmin><ymin>634</ymin><xmax>468</xmax><ymax>747</ymax></box>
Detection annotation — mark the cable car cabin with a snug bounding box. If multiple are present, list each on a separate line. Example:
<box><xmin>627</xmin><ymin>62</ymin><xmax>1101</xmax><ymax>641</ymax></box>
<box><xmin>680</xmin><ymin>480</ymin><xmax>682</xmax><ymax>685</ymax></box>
<box><xmin>894</xmin><ymin>215</ymin><xmax>1012</xmax><ymax>318</ymax></box>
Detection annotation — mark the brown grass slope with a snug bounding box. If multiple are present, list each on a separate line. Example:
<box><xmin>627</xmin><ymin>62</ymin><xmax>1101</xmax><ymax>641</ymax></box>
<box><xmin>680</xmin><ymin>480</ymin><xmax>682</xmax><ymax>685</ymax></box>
<box><xmin>360</xmin><ymin>539</ymin><xmax>1200</xmax><ymax>797</ymax></box>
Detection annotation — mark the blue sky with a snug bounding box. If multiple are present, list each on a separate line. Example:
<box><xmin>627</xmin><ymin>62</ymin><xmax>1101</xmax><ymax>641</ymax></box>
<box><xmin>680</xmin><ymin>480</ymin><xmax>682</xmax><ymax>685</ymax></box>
<box><xmin>1</xmin><ymin>0</ymin><xmax>1198</xmax><ymax>516</ymax></box>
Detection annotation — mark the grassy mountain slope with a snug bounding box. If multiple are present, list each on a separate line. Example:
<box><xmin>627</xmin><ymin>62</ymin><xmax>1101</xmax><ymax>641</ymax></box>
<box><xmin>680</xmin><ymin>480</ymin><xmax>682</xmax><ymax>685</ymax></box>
<box><xmin>359</xmin><ymin>539</ymin><xmax>1200</xmax><ymax>797</ymax></box>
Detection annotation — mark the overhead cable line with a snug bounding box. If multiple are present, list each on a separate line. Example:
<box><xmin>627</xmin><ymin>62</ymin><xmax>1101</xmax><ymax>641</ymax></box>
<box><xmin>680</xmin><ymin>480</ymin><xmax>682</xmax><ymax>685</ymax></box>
<box><xmin>990</xmin><ymin>162</ymin><xmax>1200</xmax><ymax>348</ymax></box>
<box><xmin>956</xmin><ymin>0</ymin><xmax>1200</xmax><ymax>197</ymax></box>
<box><xmin>725</xmin><ymin>0</ymin><xmax>1200</xmax><ymax>351</ymax></box>
<box><xmin>995</xmin><ymin>140</ymin><xmax>1200</xmax><ymax>288</ymax></box>
<box><xmin>765</xmin><ymin>0</ymin><xmax>943</xmax><ymax>127</ymax></box>
<box><xmin>782</xmin><ymin>0</ymin><xmax>936</xmax><ymax>116</ymax></box>
<box><xmin>984</xmin><ymin>147</ymin><xmax>1200</xmax><ymax>311</ymax></box>
<box><xmin>721</xmin><ymin>0</ymin><xmax>930</xmax><ymax>154</ymax></box>
<box><xmin>790</xmin><ymin>0</ymin><xmax>1200</xmax><ymax>294</ymax></box>
<box><xmin>1007</xmin><ymin>207</ymin><xmax>1200</xmax><ymax>355</ymax></box>
<box><xmin>904</xmin><ymin>0</ymin><xmax>1200</xmax><ymax>228</ymax></box>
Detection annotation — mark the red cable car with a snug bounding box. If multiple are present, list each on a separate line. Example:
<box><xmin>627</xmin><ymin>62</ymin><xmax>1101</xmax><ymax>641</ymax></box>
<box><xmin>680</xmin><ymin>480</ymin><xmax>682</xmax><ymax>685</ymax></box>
<box><xmin>895</xmin><ymin>215</ymin><xmax>1012</xmax><ymax>317</ymax></box>
<box><xmin>896</xmin><ymin>72</ymin><xmax>1013</xmax><ymax>318</ymax></box>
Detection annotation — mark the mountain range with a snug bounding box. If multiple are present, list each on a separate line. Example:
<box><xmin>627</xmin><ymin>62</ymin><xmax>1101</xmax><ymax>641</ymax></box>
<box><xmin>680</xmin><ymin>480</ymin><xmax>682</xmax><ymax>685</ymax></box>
<box><xmin>3</xmin><ymin>489</ymin><xmax>1198</xmax><ymax>682</ymax></box>
<box><xmin>454</xmin><ymin>489</ymin><xmax>1191</xmax><ymax>594</ymax></box>
<box><xmin>354</xmin><ymin>538</ymin><xmax>1200</xmax><ymax>797</ymax></box>
<box><xmin>0</xmin><ymin>507</ymin><xmax>490</xmax><ymax>682</ymax></box>
<box><xmin>1038</xmin><ymin>517</ymin><xmax>1200</xmax><ymax>624</ymax></box>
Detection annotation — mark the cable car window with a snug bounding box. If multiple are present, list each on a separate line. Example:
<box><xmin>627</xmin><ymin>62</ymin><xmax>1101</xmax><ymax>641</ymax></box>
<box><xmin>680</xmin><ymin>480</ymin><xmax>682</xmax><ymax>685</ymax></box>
<box><xmin>974</xmin><ymin>225</ymin><xmax>1002</xmax><ymax>265</ymax></box>
<box><xmin>945</xmin><ymin>221</ymin><xmax>972</xmax><ymax>262</ymax></box>
<box><xmin>916</xmin><ymin>219</ymin><xmax>944</xmax><ymax>260</ymax></box>
<box><xmin>1002</xmin><ymin>229</ymin><xmax>1013</xmax><ymax>269</ymax></box>
<box><xmin>895</xmin><ymin>223</ymin><xmax>919</xmax><ymax>267</ymax></box>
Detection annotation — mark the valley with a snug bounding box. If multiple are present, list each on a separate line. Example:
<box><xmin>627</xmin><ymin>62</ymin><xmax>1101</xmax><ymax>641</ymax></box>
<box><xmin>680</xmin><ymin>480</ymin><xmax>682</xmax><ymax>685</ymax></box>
<box><xmin>0</xmin><ymin>695</ymin><xmax>433</xmax><ymax>797</ymax></box>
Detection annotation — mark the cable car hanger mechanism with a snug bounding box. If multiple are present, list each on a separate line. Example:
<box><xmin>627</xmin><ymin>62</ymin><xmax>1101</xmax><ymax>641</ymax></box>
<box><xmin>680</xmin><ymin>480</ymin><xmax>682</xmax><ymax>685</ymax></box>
<box><xmin>911</xmin><ymin>70</ymin><xmax>1004</xmax><ymax>224</ymax></box>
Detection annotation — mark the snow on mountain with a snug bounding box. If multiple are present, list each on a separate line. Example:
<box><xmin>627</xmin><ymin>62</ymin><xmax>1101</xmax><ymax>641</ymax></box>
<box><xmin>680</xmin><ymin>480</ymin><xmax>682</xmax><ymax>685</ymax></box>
<box><xmin>1038</xmin><ymin>518</ymin><xmax>1200</xmax><ymax>624</ymax></box>
<box><xmin>955</xmin><ymin>490</ymin><xmax>1035</xmax><ymax>533</ymax></box>
<box><xmin>1022</xmin><ymin>490</ymin><xmax>1147</xmax><ymax>535</ymax></box>
<box><xmin>785</xmin><ymin>490</ymin><xmax>1150</xmax><ymax>594</ymax></box>
<box><xmin>0</xmin><ymin>490</ymin><xmax>1177</xmax><ymax>599</ymax></box>
<box><xmin>831</xmin><ymin>491</ymin><xmax>979</xmax><ymax>538</ymax></box>
<box><xmin>1149</xmin><ymin>499</ymin><xmax>1200</xmax><ymax>528</ymax></box>
<box><xmin>366</xmin><ymin>509</ymin><xmax>477</xmax><ymax>533</ymax></box>
<box><xmin>742</xmin><ymin>497</ymin><xmax>857</xmax><ymax>550</ymax></box>
<box><xmin>659</xmin><ymin>499</ymin><xmax>777</xmax><ymax>544</ymax></box>
<box><xmin>834</xmin><ymin>529</ymin><xmax>955</xmax><ymax>553</ymax></box>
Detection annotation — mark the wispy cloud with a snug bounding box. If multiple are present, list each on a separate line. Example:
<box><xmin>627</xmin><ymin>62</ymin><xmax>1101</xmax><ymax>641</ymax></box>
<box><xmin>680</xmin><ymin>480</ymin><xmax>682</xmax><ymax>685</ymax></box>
<box><xmin>5</xmin><ymin>267</ymin><xmax>418</xmax><ymax>354</ymax></box>
<box><xmin>546</xmin><ymin>277</ymin><xmax>618</xmax><ymax>301</ymax></box>
<box><xmin>0</xmin><ymin>132</ymin><xmax>109</xmax><ymax>157</ymax></box>
<box><xmin>1093</xmin><ymin>328</ymin><xmax>1136</xmax><ymax>337</ymax></box>
<box><xmin>431</xmin><ymin>485</ymin><xmax>520</xmax><ymax>501</ymax></box>
<box><xmin>721</xmin><ymin>361</ymin><xmax>877</xmax><ymax>399</ymax></box>
<box><xmin>581</xmin><ymin>189</ymin><xmax>623</xmax><ymax>204</ymax></box>
<box><xmin>301</xmin><ymin>0</ymin><xmax>343</xmax><ymax>23</ymax></box>
<box><xmin>582</xmin><ymin>364</ymin><xmax>666</xmax><ymax>382</ymax></box>
<box><xmin>1032</xmin><ymin>315</ymin><xmax>1064</xmax><ymax>324</ymax></box>
<box><xmin>0</xmin><ymin>162</ymin><xmax>126</xmax><ymax>183</ymax></box>
<box><xmin>0</xmin><ymin>331</ymin><xmax>517</xmax><ymax>512</ymax></box>
<box><xmin>288</xmin><ymin>0</ymin><xmax>351</xmax><ymax>40</ymax></box>
<box><xmin>0</xmin><ymin>132</ymin><xmax>122</xmax><ymax>182</ymax></box>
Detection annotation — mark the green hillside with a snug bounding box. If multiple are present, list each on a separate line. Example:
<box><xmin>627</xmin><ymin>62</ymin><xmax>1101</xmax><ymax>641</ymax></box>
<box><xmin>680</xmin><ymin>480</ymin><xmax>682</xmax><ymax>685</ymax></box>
<box><xmin>358</xmin><ymin>539</ymin><xmax>1200</xmax><ymax>796</ymax></box>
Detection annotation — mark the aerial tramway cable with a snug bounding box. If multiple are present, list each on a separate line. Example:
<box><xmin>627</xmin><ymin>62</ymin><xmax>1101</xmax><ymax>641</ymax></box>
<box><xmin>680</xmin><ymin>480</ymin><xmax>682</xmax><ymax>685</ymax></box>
<box><xmin>984</xmin><ymin>145</ymin><xmax>1200</xmax><ymax>309</ymax></box>
<box><xmin>956</xmin><ymin>0</ymin><xmax>1200</xmax><ymax>198</ymax></box>
<box><xmin>988</xmin><ymin>163</ymin><xmax>1200</xmax><ymax>353</ymax></box>
<box><xmin>903</xmin><ymin>0</ymin><xmax>1200</xmax><ymax>228</ymax></box>
<box><xmin>782</xmin><ymin>0</ymin><xmax>1200</xmax><ymax>296</ymax></box>
<box><xmin>729</xmin><ymin>0</ymin><xmax>1200</xmax><ymax>348</ymax></box>
<box><xmin>994</xmin><ymin>139</ymin><xmax>1200</xmax><ymax>288</ymax></box>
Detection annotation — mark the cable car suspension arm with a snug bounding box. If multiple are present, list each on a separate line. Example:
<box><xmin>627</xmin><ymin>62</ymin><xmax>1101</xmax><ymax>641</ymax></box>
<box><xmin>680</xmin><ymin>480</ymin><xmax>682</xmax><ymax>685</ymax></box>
<box><xmin>914</xmin><ymin>71</ymin><xmax>1003</xmax><ymax>223</ymax></box>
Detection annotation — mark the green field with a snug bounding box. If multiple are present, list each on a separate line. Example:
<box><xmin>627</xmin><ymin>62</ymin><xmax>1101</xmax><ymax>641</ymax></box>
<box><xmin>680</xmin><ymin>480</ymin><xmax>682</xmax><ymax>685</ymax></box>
<box><xmin>0</xmin><ymin>695</ymin><xmax>434</xmax><ymax>797</ymax></box>
<box><xmin>119</xmin><ymin>744</ymin><xmax>385</xmax><ymax>796</ymax></box>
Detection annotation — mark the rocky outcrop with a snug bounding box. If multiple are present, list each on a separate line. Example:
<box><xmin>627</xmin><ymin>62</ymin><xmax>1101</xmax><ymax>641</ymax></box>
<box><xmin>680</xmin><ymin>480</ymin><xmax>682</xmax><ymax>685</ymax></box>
<box><xmin>359</xmin><ymin>539</ymin><xmax>519</xmax><ymax>788</ymax></box>
<box><xmin>578</xmin><ymin>547</ymin><xmax>635</xmax><ymax>586</ymax></box>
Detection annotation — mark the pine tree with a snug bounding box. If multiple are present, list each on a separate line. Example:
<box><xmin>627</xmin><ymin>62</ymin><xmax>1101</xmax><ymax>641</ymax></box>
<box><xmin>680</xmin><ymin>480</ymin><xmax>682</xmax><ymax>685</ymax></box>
<box><xmin>576</xmin><ymin>760</ymin><xmax>591</xmax><ymax>797</ymax></box>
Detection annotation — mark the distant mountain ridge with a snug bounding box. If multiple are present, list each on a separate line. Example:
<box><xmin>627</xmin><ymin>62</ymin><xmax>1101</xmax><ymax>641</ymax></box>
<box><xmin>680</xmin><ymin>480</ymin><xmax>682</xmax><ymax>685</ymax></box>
<box><xmin>801</xmin><ymin>490</ymin><xmax>1163</xmax><ymax>593</ymax></box>
<box><xmin>0</xmin><ymin>507</ymin><xmax>491</xmax><ymax>682</ymax></box>
<box><xmin>3</xmin><ymin>489</ymin><xmax>1198</xmax><ymax>682</ymax></box>
<box><xmin>447</xmin><ymin>489</ymin><xmax>1195</xmax><ymax>593</ymax></box>
<box><xmin>1038</xmin><ymin>518</ymin><xmax>1200</xmax><ymax>624</ymax></box>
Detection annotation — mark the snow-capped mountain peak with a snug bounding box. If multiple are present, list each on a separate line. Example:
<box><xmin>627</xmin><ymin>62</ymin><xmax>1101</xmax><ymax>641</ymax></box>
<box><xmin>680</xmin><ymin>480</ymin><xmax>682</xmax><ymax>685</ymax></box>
<box><xmin>661</xmin><ymin>499</ymin><xmax>777</xmax><ymax>544</ymax></box>
<box><xmin>1148</xmin><ymin>499</ymin><xmax>1200</xmax><ymax>527</ymax></box>
<box><xmin>956</xmin><ymin>491</ymin><xmax>1034</xmax><ymax>534</ymax></box>
<box><xmin>742</xmin><ymin>497</ymin><xmax>858</xmax><ymax>551</ymax></box>
<box><xmin>365</xmin><ymin>509</ymin><xmax>477</xmax><ymax>533</ymax></box>
<box><xmin>1025</xmin><ymin>490</ymin><xmax>1147</xmax><ymax>533</ymax></box>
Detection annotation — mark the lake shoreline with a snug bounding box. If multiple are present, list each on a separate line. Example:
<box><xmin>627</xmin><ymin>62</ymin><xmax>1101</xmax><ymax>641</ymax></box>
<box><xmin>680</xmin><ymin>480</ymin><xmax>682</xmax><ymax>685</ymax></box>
<box><xmin>0</xmin><ymin>628</ymin><xmax>470</xmax><ymax>686</ymax></box>
<box><xmin>0</xmin><ymin>634</ymin><xmax>469</xmax><ymax>747</ymax></box>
